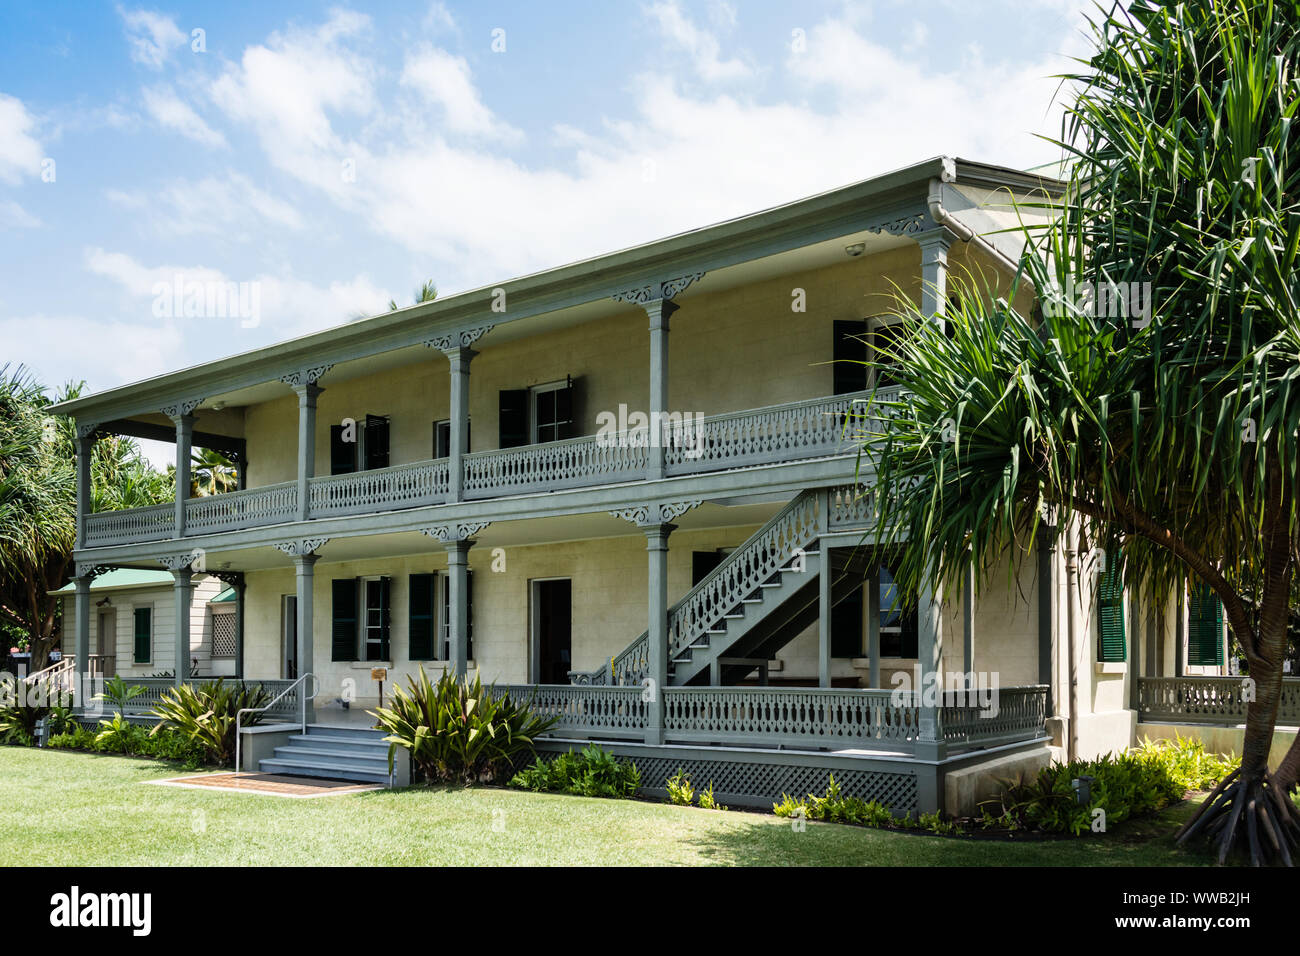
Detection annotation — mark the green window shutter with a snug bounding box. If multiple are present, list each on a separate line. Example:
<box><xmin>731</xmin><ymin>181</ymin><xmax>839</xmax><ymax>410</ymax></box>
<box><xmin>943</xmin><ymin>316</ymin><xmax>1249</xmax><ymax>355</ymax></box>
<box><xmin>1097</xmin><ymin>565</ymin><xmax>1126</xmax><ymax>663</ymax></box>
<box><xmin>408</xmin><ymin>573</ymin><xmax>436</xmax><ymax>660</ymax></box>
<box><xmin>1189</xmin><ymin>584</ymin><xmax>1225</xmax><ymax>666</ymax></box>
<box><xmin>133</xmin><ymin>607</ymin><xmax>151</xmax><ymax>664</ymax></box>
<box><xmin>331</xmin><ymin>578</ymin><xmax>359</xmax><ymax>662</ymax></box>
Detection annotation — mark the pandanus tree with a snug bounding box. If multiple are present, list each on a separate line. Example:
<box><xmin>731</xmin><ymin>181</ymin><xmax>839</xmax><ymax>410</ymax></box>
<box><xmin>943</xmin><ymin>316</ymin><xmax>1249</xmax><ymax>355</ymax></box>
<box><xmin>866</xmin><ymin>0</ymin><xmax>1300</xmax><ymax>864</ymax></box>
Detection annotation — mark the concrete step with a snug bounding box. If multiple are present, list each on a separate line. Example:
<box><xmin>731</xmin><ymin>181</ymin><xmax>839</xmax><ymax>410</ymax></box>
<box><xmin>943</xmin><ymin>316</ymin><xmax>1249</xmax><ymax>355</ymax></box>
<box><xmin>305</xmin><ymin>723</ymin><xmax>386</xmax><ymax>740</ymax></box>
<box><xmin>271</xmin><ymin>746</ymin><xmax>389</xmax><ymax>771</ymax></box>
<box><xmin>286</xmin><ymin>733</ymin><xmax>387</xmax><ymax>755</ymax></box>
<box><xmin>259</xmin><ymin>756</ymin><xmax>390</xmax><ymax>785</ymax></box>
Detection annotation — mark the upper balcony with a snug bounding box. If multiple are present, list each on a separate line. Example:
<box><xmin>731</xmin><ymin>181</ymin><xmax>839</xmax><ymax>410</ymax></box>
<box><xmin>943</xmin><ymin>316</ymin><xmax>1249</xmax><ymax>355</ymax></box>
<box><xmin>81</xmin><ymin>388</ymin><xmax>892</xmax><ymax>549</ymax></box>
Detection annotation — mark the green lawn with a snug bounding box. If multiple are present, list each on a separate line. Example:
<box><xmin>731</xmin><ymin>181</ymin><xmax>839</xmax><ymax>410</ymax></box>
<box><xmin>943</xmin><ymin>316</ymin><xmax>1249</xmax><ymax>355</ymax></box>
<box><xmin>0</xmin><ymin>747</ymin><xmax>1220</xmax><ymax>866</ymax></box>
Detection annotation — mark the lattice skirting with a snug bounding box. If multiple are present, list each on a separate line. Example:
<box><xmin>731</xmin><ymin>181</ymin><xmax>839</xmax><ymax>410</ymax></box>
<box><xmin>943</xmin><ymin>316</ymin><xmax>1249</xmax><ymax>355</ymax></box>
<box><xmin>534</xmin><ymin>739</ymin><xmax>922</xmax><ymax>814</ymax></box>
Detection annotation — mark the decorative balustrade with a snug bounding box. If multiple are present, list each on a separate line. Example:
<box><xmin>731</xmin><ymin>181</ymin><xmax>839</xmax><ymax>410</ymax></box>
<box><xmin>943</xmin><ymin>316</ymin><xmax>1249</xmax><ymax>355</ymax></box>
<box><xmin>502</xmin><ymin>684</ymin><xmax>647</xmax><ymax>739</ymax></box>
<box><xmin>309</xmin><ymin>458</ymin><xmax>449</xmax><ymax>518</ymax></box>
<box><xmin>186</xmin><ymin>481</ymin><xmax>297</xmax><ymax>533</ymax></box>
<box><xmin>80</xmin><ymin>391</ymin><xmax>902</xmax><ymax>550</ymax></box>
<box><xmin>663</xmin><ymin>390</ymin><xmax>881</xmax><ymax>474</ymax></box>
<box><xmin>1137</xmin><ymin>676</ymin><xmax>1300</xmax><ymax>725</ymax></box>
<box><xmin>940</xmin><ymin>685</ymin><xmax>1050</xmax><ymax>748</ymax></box>
<box><xmin>84</xmin><ymin>502</ymin><xmax>175</xmax><ymax>547</ymax></box>
<box><xmin>463</xmin><ymin>435</ymin><xmax>648</xmax><ymax>498</ymax></box>
<box><xmin>662</xmin><ymin>686</ymin><xmax>922</xmax><ymax>751</ymax></box>
<box><xmin>512</xmin><ymin>682</ymin><xmax>1047</xmax><ymax>752</ymax></box>
<box><xmin>118</xmin><ymin>677</ymin><xmax>300</xmax><ymax>719</ymax></box>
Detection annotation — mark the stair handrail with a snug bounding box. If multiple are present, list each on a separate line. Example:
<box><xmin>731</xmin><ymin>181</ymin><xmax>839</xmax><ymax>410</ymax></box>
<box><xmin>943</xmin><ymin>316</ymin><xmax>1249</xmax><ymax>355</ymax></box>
<box><xmin>234</xmin><ymin>673</ymin><xmax>317</xmax><ymax>776</ymax></box>
<box><xmin>572</xmin><ymin>489</ymin><xmax>825</xmax><ymax>685</ymax></box>
<box><xmin>21</xmin><ymin>656</ymin><xmax>75</xmax><ymax>686</ymax></box>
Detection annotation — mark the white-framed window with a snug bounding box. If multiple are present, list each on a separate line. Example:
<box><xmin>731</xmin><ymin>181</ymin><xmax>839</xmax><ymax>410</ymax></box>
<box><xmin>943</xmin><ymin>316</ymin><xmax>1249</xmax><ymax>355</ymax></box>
<box><xmin>530</xmin><ymin>379</ymin><xmax>574</xmax><ymax>444</ymax></box>
<box><xmin>361</xmin><ymin>576</ymin><xmax>390</xmax><ymax>662</ymax></box>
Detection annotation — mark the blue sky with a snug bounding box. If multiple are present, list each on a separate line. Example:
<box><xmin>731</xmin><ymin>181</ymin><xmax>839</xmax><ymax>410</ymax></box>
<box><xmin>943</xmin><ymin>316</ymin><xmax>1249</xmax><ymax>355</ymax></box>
<box><xmin>0</xmin><ymin>0</ymin><xmax>1094</xmax><ymax>405</ymax></box>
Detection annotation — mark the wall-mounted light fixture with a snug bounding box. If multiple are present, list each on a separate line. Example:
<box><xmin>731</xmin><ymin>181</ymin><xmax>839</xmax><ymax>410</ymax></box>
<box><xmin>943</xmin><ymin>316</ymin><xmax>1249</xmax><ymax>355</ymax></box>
<box><xmin>844</xmin><ymin>242</ymin><xmax>866</xmax><ymax>258</ymax></box>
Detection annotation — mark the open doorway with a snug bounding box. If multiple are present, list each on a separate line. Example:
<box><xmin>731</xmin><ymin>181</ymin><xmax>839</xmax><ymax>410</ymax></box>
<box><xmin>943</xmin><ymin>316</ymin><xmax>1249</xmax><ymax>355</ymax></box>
<box><xmin>282</xmin><ymin>595</ymin><xmax>297</xmax><ymax>679</ymax></box>
<box><xmin>531</xmin><ymin>579</ymin><xmax>572</xmax><ymax>684</ymax></box>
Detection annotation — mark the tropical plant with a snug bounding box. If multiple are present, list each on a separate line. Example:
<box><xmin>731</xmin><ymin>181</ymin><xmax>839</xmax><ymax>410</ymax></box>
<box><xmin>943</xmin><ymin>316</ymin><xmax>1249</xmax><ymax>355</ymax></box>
<box><xmin>0</xmin><ymin>367</ymin><xmax>171</xmax><ymax>670</ymax></box>
<box><xmin>149</xmin><ymin>680</ymin><xmax>271</xmax><ymax>766</ymax></box>
<box><xmin>94</xmin><ymin>712</ymin><xmax>148</xmax><ymax>754</ymax></box>
<box><xmin>95</xmin><ymin>675</ymin><xmax>145</xmax><ymax>714</ymax></box>
<box><xmin>370</xmin><ymin>666</ymin><xmax>557</xmax><ymax>785</ymax></box>
<box><xmin>388</xmin><ymin>279</ymin><xmax>438</xmax><ymax>312</ymax></box>
<box><xmin>697</xmin><ymin>780</ymin><xmax>726</xmax><ymax>811</ymax></box>
<box><xmin>187</xmin><ymin>448</ymin><xmax>238</xmax><ymax>497</ymax></box>
<box><xmin>864</xmin><ymin>0</ymin><xmax>1300</xmax><ymax>864</ymax></box>
<box><xmin>665</xmin><ymin>768</ymin><xmax>695</xmax><ymax>806</ymax></box>
<box><xmin>509</xmin><ymin>743</ymin><xmax>641</xmax><ymax>798</ymax></box>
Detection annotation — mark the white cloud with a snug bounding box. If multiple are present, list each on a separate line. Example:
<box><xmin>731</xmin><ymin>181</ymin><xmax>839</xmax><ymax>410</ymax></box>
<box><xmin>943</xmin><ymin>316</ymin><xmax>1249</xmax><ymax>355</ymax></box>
<box><xmin>208</xmin><ymin>10</ymin><xmax>375</xmax><ymax>197</ymax></box>
<box><xmin>400</xmin><ymin>46</ymin><xmax>521</xmax><ymax>141</ymax></box>
<box><xmin>119</xmin><ymin>6</ymin><xmax>187</xmax><ymax>70</ymax></box>
<box><xmin>0</xmin><ymin>312</ymin><xmax>187</xmax><ymax>389</ymax></box>
<box><xmin>0</xmin><ymin>94</ymin><xmax>44</xmax><ymax>185</ymax></box>
<box><xmin>645</xmin><ymin>0</ymin><xmax>750</xmax><ymax>81</ymax></box>
<box><xmin>0</xmin><ymin>199</ymin><xmax>41</xmax><ymax>229</ymax></box>
<box><xmin>84</xmin><ymin>247</ymin><xmax>393</xmax><ymax>339</ymax></box>
<box><xmin>141</xmin><ymin>86</ymin><xmax>227</xmax><ymax>148</ymax></box>
<box><xmin>423</xmin><ymin>2</ymin><xmax>458</xmax><ymax>34</ymax></box>
<box><xmin>106</xmin><ymin>171</ymin><xmax>305</xmax><ymax>237</ymax></box>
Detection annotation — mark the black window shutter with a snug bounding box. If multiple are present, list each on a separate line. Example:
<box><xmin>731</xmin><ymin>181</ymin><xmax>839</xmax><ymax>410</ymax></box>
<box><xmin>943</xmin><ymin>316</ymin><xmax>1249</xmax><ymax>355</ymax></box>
<box><xmin>499</xmin><ymin>389</ymin><xmax>529</xmax><ymax>448</ymax></box>
<box><xmin>331</xmin><ymin>577</ymin><xmax>359</xmax><ymax>662</ymax></box>
<box><xmin>364</xmin><ymin>415</ymin><xmax>390</xmax><ymax>470</ymax></box>
<box><xmin>330</xmin><ymin>424</ymin><xmax>357</xmax><ymax>475</ymax></box>
<box><xmin>408</xmin><ymin>573</ymin><xmax>435</xmax><ymax>660</ymax></box>
<box><xmin>378</xmin><ymin>575</ymin><xmax>392</xmax><ymax>659</ymax></box>
<box><xmin>133</xmin><ymin>607</ymin><xmax>151</xmax><ymax>664</ymax></box>
<box><xmin>833</xmin><ymin>320</ymin><xmax>868</xmax><ymax>394</ymax></box>
<box><xmin>433</xmin><ymin>421</ymin><xmax>449</xmax><ymax>459</ymax></box>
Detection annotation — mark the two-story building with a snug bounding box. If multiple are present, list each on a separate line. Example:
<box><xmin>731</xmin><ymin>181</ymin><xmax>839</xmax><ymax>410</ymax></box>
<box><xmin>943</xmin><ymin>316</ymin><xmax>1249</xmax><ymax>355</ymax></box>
<box><xmin>48</xmin><ymin>155</ymin><xmax>1263</xmax><ymax>814</ymax></box>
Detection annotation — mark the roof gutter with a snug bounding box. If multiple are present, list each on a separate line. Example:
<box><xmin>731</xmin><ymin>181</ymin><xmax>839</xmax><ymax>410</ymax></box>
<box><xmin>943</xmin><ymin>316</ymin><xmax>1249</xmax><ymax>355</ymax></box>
<box><xmin>928</xmin><ymin>162</ymin><xmax>1025</xmax><ymax>277</ymax></box>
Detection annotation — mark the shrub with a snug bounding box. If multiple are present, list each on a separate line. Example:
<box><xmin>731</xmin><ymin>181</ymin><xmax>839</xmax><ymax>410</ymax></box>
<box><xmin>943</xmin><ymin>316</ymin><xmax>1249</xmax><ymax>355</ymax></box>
<box><xmin>666</xmin><ymin>768</ymin><xmax>695</xmax><ymax>806</ymax></box>
<box><xmin>370</xmin><ymin>667</ymin><xmax>558</xmax><ymax>785</ymax></box>
<box><xmin>983</xmin><ymin>748</ymin><xmax>1188</xmax><ymax>835</ymax></box>
<box><xmin>48</xmin><ymin>726</ymin><xmax>97</xmax><ymax>751</ymax></box>
<box><xmin>697</xmin><ymin>780</ymin><xmax>726</xmax><ymax>811</ymax></box>
<box><xmin>1131</xmin><ymin>734</ymin><xmax>1235</xmax><ymax>792</ymax></box>
<box><xmin>774</xmin><ymin>775</ymin><xmax>896</xmax><ymax>828</ymax></box>
<box><xmin>95</xmin><ymin>713</ymin><xmax>149</xmax><ymax>754</ymax></box>
<box><xmin>150</xmin><ymin>679</ymin><xmax>272</xmax><ymax>767</ymax></box>
<box><xmin>509</xmin><ymin>743</ymin><xmax>641</xmax><ymax>798</ymax></box>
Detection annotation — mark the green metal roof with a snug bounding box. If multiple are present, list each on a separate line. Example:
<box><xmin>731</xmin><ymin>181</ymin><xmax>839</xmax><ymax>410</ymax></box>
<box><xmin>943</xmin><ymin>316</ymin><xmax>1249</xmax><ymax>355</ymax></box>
<box><xmin>211</xmin><ymin>586</ymin><xmax>236</xmax><ymax>603</ymax></box>
<box><xmin>51</xmin><ymin>569</ymin><xmax>174</xmax><ymax>593</ymax></box>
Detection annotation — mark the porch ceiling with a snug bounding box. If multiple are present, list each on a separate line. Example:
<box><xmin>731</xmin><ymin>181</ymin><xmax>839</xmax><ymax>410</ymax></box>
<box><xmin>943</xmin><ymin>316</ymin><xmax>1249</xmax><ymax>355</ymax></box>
<box><xmin>193</xmin><ymin>497</ymin><xmax>786</xmax><ymax>572</ymax></box>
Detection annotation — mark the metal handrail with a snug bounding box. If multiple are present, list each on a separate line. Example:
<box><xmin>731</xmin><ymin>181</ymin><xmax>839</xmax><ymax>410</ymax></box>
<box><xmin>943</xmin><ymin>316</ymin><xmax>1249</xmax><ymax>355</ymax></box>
<box><xmin>234</xmin><ymin>672</ymin><xmax>317</xmax><ymax>776</ymax></box>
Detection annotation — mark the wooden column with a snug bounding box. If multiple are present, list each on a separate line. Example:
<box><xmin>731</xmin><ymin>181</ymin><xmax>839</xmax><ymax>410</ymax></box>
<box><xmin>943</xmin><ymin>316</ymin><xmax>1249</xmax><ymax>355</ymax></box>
<box><xmin>74</xmin><ymin>428</ymin><xmax>95</xmax><ymax>548</ymax></box>
<box><xmin>294</xmin><ymin>553</ymin><xmax>318</xmax><ymax>720</ymax></box>
<box><xmin>171</xmin><ymin>568</ymin><xmax>193</xmax><ymax>687</ymax></box>
<box><xmin>644</xmin><ymin>523</ymin><xmax>674</xmax><ymax>743</ymax></box>
<box><xmin>445</xmin><ymin>540</ymin><xmax>473</xmax><ymax>676</ymax></box>
<box><xmin>644</xmin><ymin>299</ymin><xmax>677</xmax><ymax>481</ymax></box>
<box><xmin>74</xmin><ymin>573</ymin><xmax>93</xmax><ymax>710</ymax></box>
<box><xmin>292</xmin><ymin>383</ymin><xmax>322</xmax><ymax>522</ymax></box>
<box><xmin>445</xmin><ymin>347</ymin><xmax>476</xmax><ymax>502</ymax></box>
<box><xmin>866</xmin><ymin>567</ymin><xmax>881</xmax><ymax>688</ymax></box>
<box><xmin>171</xmin><ymin>413</ymin><xmax>193</xmax><ymax>536</ymax></box>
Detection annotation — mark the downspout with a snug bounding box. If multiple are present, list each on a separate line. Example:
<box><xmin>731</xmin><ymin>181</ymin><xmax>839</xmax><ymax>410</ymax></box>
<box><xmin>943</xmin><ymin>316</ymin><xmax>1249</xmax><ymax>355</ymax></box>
<box><xmin>1064</xmin><ymin>544</ymin><xmax>1079</xmax><ymax>762</ymax></box>
<box><xmin>927</xmin><ymin>171</ymin><xmax>1024</xmax><ymax>276</ymax></box>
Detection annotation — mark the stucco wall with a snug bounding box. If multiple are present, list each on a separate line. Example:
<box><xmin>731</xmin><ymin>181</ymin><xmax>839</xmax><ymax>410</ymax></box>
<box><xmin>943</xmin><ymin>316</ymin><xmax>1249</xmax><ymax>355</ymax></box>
<box><xmin>240</xmin><ymin>245</ymin><xmax>923</xmax><ymax>488</ymax></box>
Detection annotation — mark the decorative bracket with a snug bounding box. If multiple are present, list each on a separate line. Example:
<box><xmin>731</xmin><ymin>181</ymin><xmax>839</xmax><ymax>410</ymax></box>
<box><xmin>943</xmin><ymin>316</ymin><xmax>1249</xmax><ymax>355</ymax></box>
<box><xmin>609</xmin><ymin>500</ymin><xmax>701</xmax><ymax>527</ymax></box>
<box><xmin>160</xmin><ymin>398</ymin><xmax>205</xmax><ymax>422</ymax></box>
<box><xmin>274</xmin><ymin>538</ymin><xmax>330</xmax><ymax>557</ymax></box>
<box><xmin>157</xmin><ymin>550</ymin><xmax>204</xmax><ymax>572</ymax></box>
<box><xmin>73</xmin><ymin>563</ymin><xmax>111</xmax><ymax>582</ymax></box>
<box><xmin>864</xmin><ymin>213</ymin><xmax>927</xmax><ymax>237</ymax></box>
<box><xmin>611</xmin><ymin>272</ymin><xmax>705</xmax><ymax>306</ymax></box>
<box><xmin>423</xmin><ymin>325</ymin><xmax>496</xmax><ymax>351</ymax></box>
<box><xmin>211</xmin><ymin>570</ymin><xmax>245</xmax><ymax>587</ymax></box>
<box><xmin>279</xmin><ymin>364</ymin><xmax>334</xmax><ymax>388</ymax></box>
<box><xmin>420</xmin><ymin>521</ymin><xmax>491</xmax><ymax>542</ymax></box>
<box><xmin>74</xmin><ymin>421</ymin><xmax>100</xmax><ymax>440</ymax></box>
